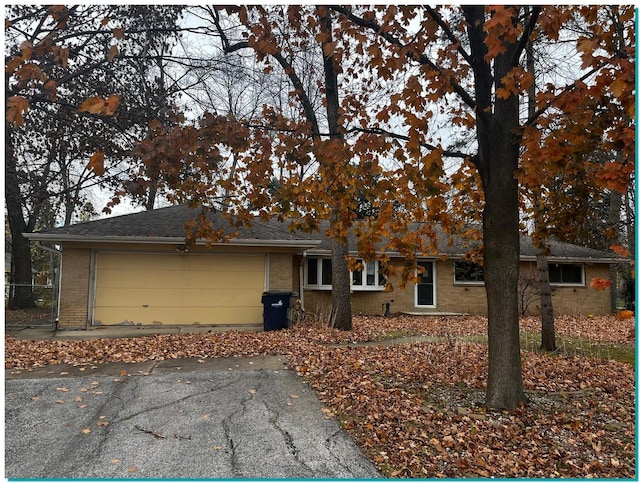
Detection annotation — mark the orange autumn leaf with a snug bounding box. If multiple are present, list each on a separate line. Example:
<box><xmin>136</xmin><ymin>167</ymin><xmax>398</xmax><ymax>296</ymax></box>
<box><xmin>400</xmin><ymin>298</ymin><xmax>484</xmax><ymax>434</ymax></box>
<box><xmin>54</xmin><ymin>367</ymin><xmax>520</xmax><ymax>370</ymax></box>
<box><xmin>102</xmin><ymin>95</ymin><xmax>121</xmax><ymax>115</ymax></box>
<box><xmin>88</xmin><ymin>151</ymin><xmax>106</xmax><ymax>175</ymax></box>
<box><xmin>107</xmin><ymin>45</ymin><xmax>118</xmax><ymax>61</ymax></box>
<box><xmin>615</xmin><ymin>310</ymin><xmax>634</xmax><ymax>320</ymax></box>
<box><xmin>590</xmin><ymin>277</ymin><xmax>613</xmax><ymax>291</ymax></box>
<box><xmin>78</xmin><ymin>96</ymin><xmax>105</xmax><ymax>114</ymax></box>
<box><xmin>78</xmin><ymin>95</ymin><xmax>120</xmax><ymax>116</ymax></box>
<box><xmin>610</xmin><ymin>244</ymin><xmax>631</xmax><ymax>257</ymax></box>
<box><xmin>7</xmin><ymin>95</ymin><xmax>30</xmax><ymax>126</ymax></box>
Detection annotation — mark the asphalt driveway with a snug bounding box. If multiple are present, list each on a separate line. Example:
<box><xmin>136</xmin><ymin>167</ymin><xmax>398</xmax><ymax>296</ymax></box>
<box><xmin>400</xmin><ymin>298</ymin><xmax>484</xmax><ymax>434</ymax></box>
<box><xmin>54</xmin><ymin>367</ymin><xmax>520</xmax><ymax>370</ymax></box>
<box><xmin>5</xmin><ymin>356</ymin><xmax>380</xmax><ymax>479</ymax></box>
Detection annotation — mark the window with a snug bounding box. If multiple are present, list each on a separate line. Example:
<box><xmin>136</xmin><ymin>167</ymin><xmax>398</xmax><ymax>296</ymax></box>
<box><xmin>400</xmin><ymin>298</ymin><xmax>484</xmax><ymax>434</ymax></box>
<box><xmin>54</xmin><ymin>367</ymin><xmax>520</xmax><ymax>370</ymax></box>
<box><xmin>549</xmin><ymin>263</ymin><xmax>583</xmax><ymax>285</ymax></box>
<box><xmin>307</xmin><ymin>257</ymin><xmax>318</xmax><ymax>285</ymax></box>
<box><xmin>306</xmin><ymin>257</ymin><xmax>332</xmax><ymax>288</ymax></box>
<box><xmin>351</xmin><ymin>260</ymin><xmax>386</xmax><ymax>290</ymax></box>
<box><xmin>454</xmin><ymin>261</ymin><xmax>484</xmax><ymax>284</ymax></box>
<box><xmin>305</xmin><ymin>257</ymin><xmax>385</xmax><ymax>290</ymax></box>
<box><xmin>321</xmin><ymin>258</ymin><xmax>332</xmax><ymax>286</ymax></box>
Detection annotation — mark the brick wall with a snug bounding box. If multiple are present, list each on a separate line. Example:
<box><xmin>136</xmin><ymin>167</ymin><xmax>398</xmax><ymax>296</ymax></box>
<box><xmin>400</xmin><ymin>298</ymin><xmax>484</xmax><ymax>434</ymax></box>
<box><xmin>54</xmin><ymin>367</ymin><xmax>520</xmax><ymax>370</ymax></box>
<box><xmin>58</xmin><ymin>247</ymin><xmax>92</xmax><ymax>328</ymax></box>
<box><xmin>302</xmin><ymin>258</ymin><xmax>614</xmax><ymax>317</ymax></box>
<box><xmin>57</xmin><ymin>243</ymin><xmax>613</xmax><ymax>330</ymax></box>
<box><xmin>268</xmin><ymin>253</ymin><xmax>295</xmax><ymax>291</ymax></box>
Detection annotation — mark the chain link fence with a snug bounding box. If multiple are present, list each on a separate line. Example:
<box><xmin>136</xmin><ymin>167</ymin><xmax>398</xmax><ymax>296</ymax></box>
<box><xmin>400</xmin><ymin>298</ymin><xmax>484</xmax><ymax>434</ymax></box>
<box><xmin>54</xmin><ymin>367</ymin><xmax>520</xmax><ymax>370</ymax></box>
<box><xmin>5</xmin><ymin>284</ymin><xmax>58</xmax><ymax>327</ymax></box>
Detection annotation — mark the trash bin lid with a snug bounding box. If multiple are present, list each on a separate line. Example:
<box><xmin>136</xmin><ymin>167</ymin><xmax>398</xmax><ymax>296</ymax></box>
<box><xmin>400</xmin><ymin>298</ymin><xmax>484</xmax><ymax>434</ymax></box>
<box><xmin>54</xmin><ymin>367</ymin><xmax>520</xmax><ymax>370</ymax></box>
<box><xmin>262</xmin><ymin>290</ymin><xmax>298</xmax><ymax>296</ymax></box>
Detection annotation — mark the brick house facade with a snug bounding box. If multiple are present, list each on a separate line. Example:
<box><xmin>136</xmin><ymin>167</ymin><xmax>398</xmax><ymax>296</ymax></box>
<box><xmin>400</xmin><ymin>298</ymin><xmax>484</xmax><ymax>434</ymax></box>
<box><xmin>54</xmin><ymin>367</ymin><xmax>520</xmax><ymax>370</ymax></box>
<box><xmin>27</xmin><ymin>205</ymin><xmax>625</xmax><ymax>329</ymax></box>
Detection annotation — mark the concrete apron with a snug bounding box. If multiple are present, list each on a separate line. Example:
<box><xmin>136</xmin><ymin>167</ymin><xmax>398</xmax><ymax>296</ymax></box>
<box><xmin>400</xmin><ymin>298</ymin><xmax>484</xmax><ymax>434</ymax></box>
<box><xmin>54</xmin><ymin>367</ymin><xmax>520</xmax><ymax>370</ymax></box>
<box><xmin>5</xmin><ymin>324</ymin><xmax>264</xmax><ymax>341</ymax></box>
<box><xmin>5</xmin><ymin>356</ymin><xmax>380</xmax><ymax>479</ymax></box>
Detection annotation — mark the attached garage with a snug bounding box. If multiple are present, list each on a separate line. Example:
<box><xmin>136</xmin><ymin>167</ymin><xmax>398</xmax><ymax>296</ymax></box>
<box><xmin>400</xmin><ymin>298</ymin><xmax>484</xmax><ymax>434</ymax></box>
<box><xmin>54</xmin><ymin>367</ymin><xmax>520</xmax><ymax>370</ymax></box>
<box><xmin>93</xmin><ymin>252</ymin><xmax>266</xmax><ymax>326</ymax></box>
<box><xmin>27</xmin><ymin>204</ymin><xmax>625</xmax><ymax>330</ymax></box>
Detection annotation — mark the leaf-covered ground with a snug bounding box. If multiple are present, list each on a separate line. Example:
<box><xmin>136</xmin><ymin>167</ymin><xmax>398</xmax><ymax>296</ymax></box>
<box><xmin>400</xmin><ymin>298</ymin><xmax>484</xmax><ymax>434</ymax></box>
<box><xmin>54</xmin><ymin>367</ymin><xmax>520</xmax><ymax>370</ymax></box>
<box><xmin>5</xmin><ymin>315</ymin><xmax>636</xmax><ymax>478</ymax></box>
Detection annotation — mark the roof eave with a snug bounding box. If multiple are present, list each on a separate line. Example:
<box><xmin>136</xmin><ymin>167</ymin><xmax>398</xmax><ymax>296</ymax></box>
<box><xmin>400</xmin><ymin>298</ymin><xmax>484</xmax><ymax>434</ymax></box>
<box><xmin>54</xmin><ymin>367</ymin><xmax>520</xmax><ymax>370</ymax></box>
<box><xmin>24</xmin><ymin>233</ymin><xmax>321</xmax><ymax>249</ymax></box>
<box><xmin>303</xmin><ymin>248</ymin><xmax>625</xmax><ymax>264</ymax></box>
<box><xmin>519</xmin><ymin>255</ymin><xmax>629</xmax><ymax>264</ymax></box>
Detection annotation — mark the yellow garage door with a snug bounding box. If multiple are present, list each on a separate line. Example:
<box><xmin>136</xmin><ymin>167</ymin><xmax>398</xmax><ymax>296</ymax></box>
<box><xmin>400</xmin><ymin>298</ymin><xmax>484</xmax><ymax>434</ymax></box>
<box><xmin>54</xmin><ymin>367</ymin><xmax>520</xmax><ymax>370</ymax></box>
<box><xmin>93</xmin><ymin>253</ymin><xmax>265</xmax><ymax>325</ymax></box>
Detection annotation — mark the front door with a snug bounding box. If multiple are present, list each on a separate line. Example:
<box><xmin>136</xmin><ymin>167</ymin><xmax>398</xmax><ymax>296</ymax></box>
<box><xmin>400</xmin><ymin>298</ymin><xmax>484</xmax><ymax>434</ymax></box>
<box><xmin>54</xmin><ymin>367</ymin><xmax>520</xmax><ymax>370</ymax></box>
<box><xmin>416</xmin><ymin>260</ymin><xmax>435</xmax><ymax>307</ymax></box>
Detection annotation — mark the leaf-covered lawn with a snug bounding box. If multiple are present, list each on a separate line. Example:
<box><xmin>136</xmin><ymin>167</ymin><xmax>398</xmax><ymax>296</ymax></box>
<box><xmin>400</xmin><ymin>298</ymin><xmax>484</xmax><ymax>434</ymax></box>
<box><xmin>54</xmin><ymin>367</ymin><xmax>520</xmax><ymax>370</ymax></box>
<box><xmin>5</xmin><ymin>315</ymin><xmax>636</xmax><ymax>478</ymax></box>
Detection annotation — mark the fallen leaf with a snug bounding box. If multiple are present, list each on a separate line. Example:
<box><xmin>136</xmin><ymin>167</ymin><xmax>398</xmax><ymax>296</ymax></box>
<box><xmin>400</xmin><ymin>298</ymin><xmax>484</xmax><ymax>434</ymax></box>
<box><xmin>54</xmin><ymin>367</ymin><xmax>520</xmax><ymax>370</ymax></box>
<box><xmin>80</xmin><ymin>428</ymin><xmax>92</xmax><ymax>435</ymax></box>
<box><xmin>128</xmin><ymin>466</ymin><xmax>137</xmax><ymax>473</ymax></box>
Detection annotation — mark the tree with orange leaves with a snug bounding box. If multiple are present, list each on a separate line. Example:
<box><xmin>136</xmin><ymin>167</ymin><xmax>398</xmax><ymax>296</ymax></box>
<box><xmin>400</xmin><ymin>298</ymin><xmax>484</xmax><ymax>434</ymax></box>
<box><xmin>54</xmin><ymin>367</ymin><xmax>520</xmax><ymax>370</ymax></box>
<box><xmin>132</xmin><ymin>6</ymin><xmax>633</xmax><ymax>409</ymax></box>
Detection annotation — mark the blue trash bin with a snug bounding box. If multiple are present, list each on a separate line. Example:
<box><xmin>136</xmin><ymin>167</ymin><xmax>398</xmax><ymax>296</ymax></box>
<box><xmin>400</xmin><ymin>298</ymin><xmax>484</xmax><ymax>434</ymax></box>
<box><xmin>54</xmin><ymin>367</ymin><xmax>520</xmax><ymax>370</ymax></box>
<box><xmin>261</xmin><ymin>291</ymin><xmax>297</xmax><ymax>331</ymax></box>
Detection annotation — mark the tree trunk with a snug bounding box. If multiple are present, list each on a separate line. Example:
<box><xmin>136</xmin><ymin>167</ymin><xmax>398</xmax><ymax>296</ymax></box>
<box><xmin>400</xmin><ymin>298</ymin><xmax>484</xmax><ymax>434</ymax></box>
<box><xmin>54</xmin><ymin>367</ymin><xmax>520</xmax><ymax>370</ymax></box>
<box><xmin>482</xmin><ymin>167</ymin><xmax>525</xmax><ymax>409</ymax></box>
<box><xmin>321</xmin><ymin>7</ymin><xmax>352</xmax><ymax>331</ymax></box>
<box><xmin>527</xmin><ymin>26</ymin><xmax>556</xmax><ymax>352</ymax></box>
<box><xmin>622</xmin><ymin>188</ymin><xmax>635</xmax><ymax>310</ymax></box>
<box><xmin>536</xmin><ymin>253</ymin><xmax>557</xmax><ymax>351</ymax></box>
<box><xmin>464</xmin><ymin>6</ymin><xmax>526</xmax><ymax>409</ymax></box>
<box><xmin>5</xmin><ymin>123</ymin><xmax>36</xmax><ymax>309</ymax></box>
<box><xmin>330</xmin><ymin>230</ymin><xmax>352</xmax><ymax>330</ymax></box>
<box><xmin>607</xmin><ymin>190</ymin><xmax>622</xmax><ymax>312</ymax></box>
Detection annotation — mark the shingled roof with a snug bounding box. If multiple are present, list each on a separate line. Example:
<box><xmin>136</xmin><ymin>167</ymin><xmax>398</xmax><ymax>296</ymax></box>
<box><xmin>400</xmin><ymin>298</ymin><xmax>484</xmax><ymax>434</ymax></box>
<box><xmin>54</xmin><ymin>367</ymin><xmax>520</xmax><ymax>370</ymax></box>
<box><xmin>26</xmin><ymin>204</ymin><xmax>624</xmax><ymax>263</ymax></box>
<box><xmin>26</xmin><ymin>204</ymin><xmax>320</xmax><ymax>248</ymax></box>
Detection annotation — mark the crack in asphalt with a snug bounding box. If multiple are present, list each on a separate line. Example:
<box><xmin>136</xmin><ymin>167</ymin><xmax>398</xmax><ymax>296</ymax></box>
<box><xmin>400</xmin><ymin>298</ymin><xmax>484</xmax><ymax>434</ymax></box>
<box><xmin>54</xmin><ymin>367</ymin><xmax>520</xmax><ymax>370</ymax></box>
<box><xmin>324</xmin><ymin>428</ymin><xmax>358</xmax><ymax>473</ymax></box>
<box><xmin>221</xmin><ymin>418</ymin><xmax>238</xmax><ymax>477</ymax></box>
<box><xmin>111</xmin><ymin>376</ymin><xmax>239</xmax><ymax>424</ymax></box>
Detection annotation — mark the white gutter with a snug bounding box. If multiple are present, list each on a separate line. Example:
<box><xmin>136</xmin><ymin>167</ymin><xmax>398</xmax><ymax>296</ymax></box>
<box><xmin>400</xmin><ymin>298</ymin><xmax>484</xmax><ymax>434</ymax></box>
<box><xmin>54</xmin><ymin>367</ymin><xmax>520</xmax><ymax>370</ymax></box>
<box><xmin>303</xmin><ymin>248</ymin><xmax>626</xmax><ymax>265</ymax></box>
<box><xmin>24</xmin><ymin>233</ymin><xmax>322</xmax><ymax>249</ymax></box>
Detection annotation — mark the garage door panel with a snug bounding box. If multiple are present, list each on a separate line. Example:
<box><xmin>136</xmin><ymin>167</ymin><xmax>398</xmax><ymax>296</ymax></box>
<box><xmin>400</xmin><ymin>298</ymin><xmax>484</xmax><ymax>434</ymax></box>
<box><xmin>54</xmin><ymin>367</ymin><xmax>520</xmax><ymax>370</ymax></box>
<box><xmin>97</xmin><ymin>253</ymin><xmax>265</xmax><ymax>272</ymax></box>
<box><xmin>181</xmin><ymin>272</ymin><xmax>264</xmax><ymax>289</ymax></box>
<box><xmin>96</xmin><ymin>289</ymin><xmax>264</xmax><ymax>308</ymax></box>
<box><xmin>97</xmin><ymin>270</ymin><xmax>264</xmax><ymax>291</ymax></box>
<box><xmin>95</xmin><ymin>306</ymin><xmax>263</xmax><ymax>326</ymax></box>
<box><xmin>94</xmin><ymin>253</ymin><xmax>267</xmax><ymax>326</ymax></box>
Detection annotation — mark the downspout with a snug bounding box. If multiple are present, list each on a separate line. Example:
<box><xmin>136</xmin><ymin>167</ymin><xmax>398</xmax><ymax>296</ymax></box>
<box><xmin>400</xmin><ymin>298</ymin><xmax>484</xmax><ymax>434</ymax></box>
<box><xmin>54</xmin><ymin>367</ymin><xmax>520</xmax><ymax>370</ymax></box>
<box><xmin>299</xmin><ymin>252</ymin><xmax>306</xmax><ymax>310</ymax></box>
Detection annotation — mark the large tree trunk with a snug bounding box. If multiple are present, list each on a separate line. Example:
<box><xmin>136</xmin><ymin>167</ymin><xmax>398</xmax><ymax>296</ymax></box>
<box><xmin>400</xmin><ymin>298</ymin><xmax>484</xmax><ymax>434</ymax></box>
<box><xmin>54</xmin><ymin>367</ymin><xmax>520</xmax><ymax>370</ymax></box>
<box><xmin>321</xmin><ymin>7</ymin><xmax>352</xmax><ymax>331</ymax></box>
<box><xmin>482</xmin><ymin>157</ymin><xmax>525</xmax><ymax>409</ymax></box>
<box><xmin>5</xmin><ymin>123</ymin><xmax>36</xmax><ymax>309</ymax></box>
<box><xmin>330</xmin><ymin>231</ymin><xmax>352</xmax><ymax>330</ymax></box>
<box><xmin>464</xmin><ymin>6</ymin><xmax>526</xmax><ymax>410</ymax></box>
<box><xmin>537</xmin><ymin>253</ymin><xmax>557</xmax><ymax>351</ymax></box>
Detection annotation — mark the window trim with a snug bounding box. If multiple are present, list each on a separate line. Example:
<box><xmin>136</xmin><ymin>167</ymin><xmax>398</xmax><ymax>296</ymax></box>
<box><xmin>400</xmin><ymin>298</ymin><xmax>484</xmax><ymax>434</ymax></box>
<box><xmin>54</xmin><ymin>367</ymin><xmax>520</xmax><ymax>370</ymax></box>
<box><xmin>304</xmin><ymin>257</ymin><xmax>386</xmax><ymax>291</ymax></box>
<box><xmin>305</xmin><ymin>257</ymin><xmax>332</xmax><ymax>290</ymax></box>
<box><xmin>453</xmin><ymin>260</ymin><xmax>485</xmax><ymax>286</ymax></box>
<box><xmin>548</xmin><ymin>263</ymin><xmax>585</xmax><ymax>287</ymax></box>
<box><xmin>351</xmin><ymin>259</ymin><xmax>386</xmax><ymax>291</ymax></box>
